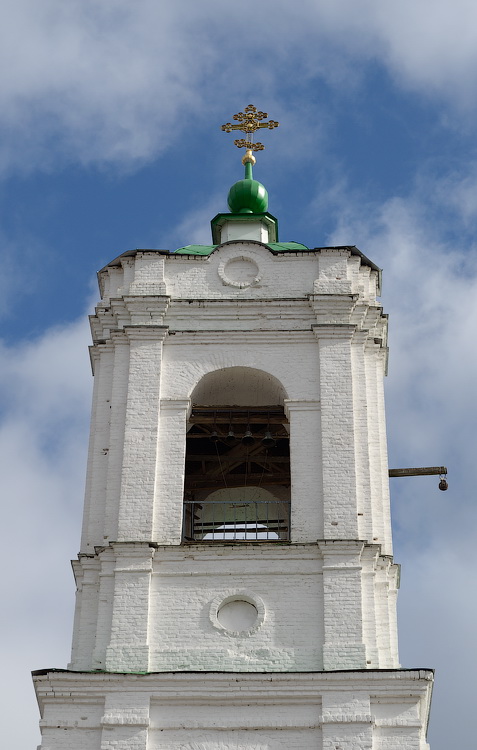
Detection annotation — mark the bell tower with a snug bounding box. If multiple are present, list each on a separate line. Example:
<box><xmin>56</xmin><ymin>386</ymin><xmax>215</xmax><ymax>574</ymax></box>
<box><xmin>33</xmin><ymin>107</ymin><xmax>433</xmax><ymax>750</ymax></box>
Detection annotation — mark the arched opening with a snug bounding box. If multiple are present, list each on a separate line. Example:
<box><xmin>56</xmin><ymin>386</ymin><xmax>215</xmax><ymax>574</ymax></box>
<box><xmin>183</xmin><ymin>368</ymin><xmax>290</xmax><ymax>543</ymax></box>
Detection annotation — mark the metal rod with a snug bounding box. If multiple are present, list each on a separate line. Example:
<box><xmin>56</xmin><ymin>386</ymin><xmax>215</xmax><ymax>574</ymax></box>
<box><xmin>388</xmin><ymin>466</ymin><xmax>447</xmax><ymax>477</ymax></box>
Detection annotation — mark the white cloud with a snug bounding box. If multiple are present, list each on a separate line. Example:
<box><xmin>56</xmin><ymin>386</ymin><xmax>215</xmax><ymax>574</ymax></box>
<box><xmin>397</xmin><ymin>541</ymin><xmax>477</xmax><ymax>749</ymax></box>
<box><xmin>2</xmin><ymin>170</ymin><xmax>475</xmax><ymax>748</ymax></box>
<box><xmin>0</xmin><ymin>0</ymin><xmax>216</xmax><ymax>171</ymax></box>
<box><xmin>2</xmin><ymin>5</ymin><xmax>477</xmax><ymax>746</ymax></box>
<box><xmin>291</xmin><ymin>0</ymin><xmax>477</xmax><ymax>107</ymax></box>
<box><xmin>2</xmin><ymin>0</ymin><xmax>477</xmax><ymax>173</ymax></box>
<box><xmin>321</xmin><ymin>161</ymin><xmax>477</xmax><ymax>495</ymax></box>
<box><xmin>314</xmin><ymin>167</ymin><xmax>477</xmax><ymax>747</ymax></box>
<box><xmin>0</xmin><ymin>315</ymin><xmax>92</xmax><ymax>749</ymax></box>
<box><xmin>160</xmin><ymin>192</ymin><xmax>226</xmax><ymax>250</ymax></box>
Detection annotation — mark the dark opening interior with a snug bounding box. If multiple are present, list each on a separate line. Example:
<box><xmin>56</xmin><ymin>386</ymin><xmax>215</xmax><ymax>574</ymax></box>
<box><xmin>183</xmin><ymin>406</ymin><xmax>290</xmax><ymax>542</ymax></box>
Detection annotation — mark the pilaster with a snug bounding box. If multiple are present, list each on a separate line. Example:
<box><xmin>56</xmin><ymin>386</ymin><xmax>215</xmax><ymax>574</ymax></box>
<box><xmin>103</xmin><ymin>333</ymin><xmax>130</xmax><ymax>545</ymax></box>
<box><xmin>128</xmin><ymin>252</ymin><xmax>167</xmax><ymax>296</ymax></box>
<box><xmin>92</xmin><ymin>546</ymin><xmax>116</xmax><ymax>669</ymax></box>
<box><xmin>321</xmin><ymin>692</ymin><xmax>373</xmax><ymax>750</ymax></box>
<box><xmin>351</xmin><ymin>330</ymin><xmax>374</xmax><ymax>544</ymax></box>
<box><xmin>101</xmin><ymin>692</ymin><xmax>150</xmax><ymax>750</ymax></box>
<box><xmin>375</xmin><ymin>345</ymin><xmax>393</xmax><ymax>555</ymax></box>
<box><xmin>314</xmin><ymin>326</ymin><xmax>359</xmax><ymax>540</ymax></box>
<box><xmin>81</xmin><ymin>343</ymin><xmax>114</xmax><ymax>553</ymax></box>
<box><xmin>387</xmin><ymin>561</ymin><xmax>400</xmax><ymax>666</ymax></box>
<box><xmin>285</xmin><ymin>399</ymin><xmax>322</xmax><ymax>541</ymax></box>
<box><xmin>153</xmin><ymin>398</ymin><xmax>191</xmax><ymax>545</ymax></box>
<box><xmin>318</xmin><ymin>540</ymin><xmax>367</xmax><ymax>670</ymax></box>
<box><xmin>69</xmin><ymin>555</ymin><xmax>100</xmax><ymax>669</ymax></box>
<box><xmin>375</xmin><ymin>556</ymin><xmax>400</xmax><ymax>668</ymax></box>
<box><xmin>360</xmin><ymin>544</ymin><xmax>380</xmax><ymax>668</ymax></box>
<box><xmin>105</xmin><ymin>542</ymin><xmax>155</xmax><ymax>672</ymax></box>
<box><xmin>314</xmin><ymin>247</ymin><xmax>353</xmax><ymax>295</ymax></box>
<box><xmin>364</xmin><ymin>339</ymin><xmax>387</xmax><ymax>550</ymax></box>
<box><xmin>117</xmin><ymin>327</ymin><xmax>168</xmax><ymax>541</ymax></box>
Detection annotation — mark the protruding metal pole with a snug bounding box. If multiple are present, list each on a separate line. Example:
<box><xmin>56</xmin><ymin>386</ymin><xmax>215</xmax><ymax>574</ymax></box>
<box><xmin>388</xmin><ymin>466</ymin><xmax>447</xmax><ymax>477</ymax></box>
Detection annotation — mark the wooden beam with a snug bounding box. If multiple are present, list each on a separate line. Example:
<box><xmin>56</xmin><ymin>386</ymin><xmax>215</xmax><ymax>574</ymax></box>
<box><xmin>189</xmin><ymin>415</ymin><xmax>287</xmax><ymax>425</ymax></box>
<box><xmin>185</xmin><ymin>476</ymin><xmax>291</xmax><ymax>491</ymax></box>
<box><xmin>186</xmin><ymin>454</ymin><xmax>290</xmax><ymax>462</ymax></box>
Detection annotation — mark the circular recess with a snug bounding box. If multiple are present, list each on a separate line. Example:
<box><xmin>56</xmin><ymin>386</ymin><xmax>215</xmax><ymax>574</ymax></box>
<box><xmin>217</xmin><ymin>599</ymin><xmax>258</xmax><ymax>631</ymax></box>
<box><xmin>218</xmin><ymin>256</ymin><xmax>261</xmax><ymax>288</ymax></box>
<box><xmin>209</xmin><ymin>590</ymin><xmax>265</xmax><ymax>636</ymax></box>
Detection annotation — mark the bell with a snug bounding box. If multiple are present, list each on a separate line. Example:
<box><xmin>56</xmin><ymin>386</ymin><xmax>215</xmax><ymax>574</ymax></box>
<box><xmin>438</xmin><ymin>477</ymin><xmax>448</xmax><ymax>491</ymax></box>
<box><xmin>262</xmin><ymin>431</ymin><xmax>276</xmax><ymax>448</ymax></box>
<box><xmin>209</xmin><ymin>430</ymin><xmax>219</xmax><ymax>442</ymax></box>
<box><xmin>242</xmin><ymin>428</ymin><xmax>255</xmax><ymax>446</ymax></box>
<box><xmin>225</xmin><ymin>429</ymin><xmax>236</xmax><ymax>445</ymax></box>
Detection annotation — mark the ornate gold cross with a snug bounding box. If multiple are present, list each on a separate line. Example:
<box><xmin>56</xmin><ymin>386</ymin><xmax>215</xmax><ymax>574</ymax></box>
<box><xmin>221</xmin><ymin>104</ymin><xmax>279</xmax><ymax>152</ymax></box>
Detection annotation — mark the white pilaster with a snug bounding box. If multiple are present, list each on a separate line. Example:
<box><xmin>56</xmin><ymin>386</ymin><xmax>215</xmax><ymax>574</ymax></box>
<box><xmin>375</xmin><ymin>346</ymin><xmax>393</xmax><ymax>555</ymax></box>
<box><xmin>117</xmin><ymin>327</ymin><xmax>167</xmax><ymax>541</ymax></box>
<box><xmin>81</xmin><ymin>343</ymin><xmax>114</xmax><ymax>553</ymax></box>
<box><xmin>364</xmin><ymin>339</ymin><xmax>387</xmax><ymax>549</ymax></box>
<box><xmin>285</xmin><ymin>399</ymin><xmax>323</xmax><ymax>541</ymax></box>
<box><xmin>103</xmin><ymin>333</ymin><xmax>130</xmax><ymax>545</ymax></box>
<box><xmin>322</xmin><ymin>691</ymin><xmax>373</xmax><ymax>750</ymax></box>
<box><xmin>69</xmin><ymin>555</ymin><xmax>100</xmax><ymax>669</ymax></box>
<box><xmin>153</xmin><ymin>398</ymin><xmax>190</xmax><ymax>545</ymax></box>
<box><xmin>351</xmin><ymin>331</ymin><xmax>374</xmax><ymax>543</ymax></box>
<box><xmin>92</xmin><ymin>546</ymin><xmax>116</xmax><ymax>669</ymax></box>
<box><xmin>315</xmin><ymin>327</ymin><xmax>359</xmax><ymax>540</ymax></box>
<box><xmin>101</xmin><ymin>692</ymin><xmax>150</xmax><ymax>750</ymax></box>
<box><xmin>105</xmin><ymin>543</ymin><xmax>154</xmax><ymax>672</ymax></box>
<box><xmin>314</xmin><ymin>248</ymin><xmax>353</xmax><ymax>295</ymax></box>
<box><xmin>128</xmin><ymin>252</ymin><xmax>167</xmax><ymax>296</ymax></box>
<box><xmin>319</xmin><ymin>540</ymin><xmax>367</xmax><ymax>670</ymax></box>
<box><xmin>361</xmin><ymin>544</ymin><xmax>380</xmax><ymax>667</ymax></box>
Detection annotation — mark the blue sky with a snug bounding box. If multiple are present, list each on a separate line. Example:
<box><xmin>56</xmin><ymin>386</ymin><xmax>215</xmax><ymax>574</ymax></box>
<box><xmin>1</xmin><ymin>2</ymin><xmax>477</xmax><ymax>748</ymax></box>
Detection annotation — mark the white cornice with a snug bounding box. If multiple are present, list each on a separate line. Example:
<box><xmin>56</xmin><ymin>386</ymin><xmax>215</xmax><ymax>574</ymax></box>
<box><xmin>33</xmin><ymin>669</ymin><xmax>434</xmax><ymax>705</ymax></box>
<box><xmin>165</xmin><ymin>330</ymin><xmax>316</xmax><ymax>345</ymax></box>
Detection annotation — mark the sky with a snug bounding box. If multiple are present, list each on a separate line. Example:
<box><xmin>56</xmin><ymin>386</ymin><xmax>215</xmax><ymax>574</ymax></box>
<box><xmin>0</xmin><ymin>1</ymin><xmax>476</xmax><ymax>748</ymax></box>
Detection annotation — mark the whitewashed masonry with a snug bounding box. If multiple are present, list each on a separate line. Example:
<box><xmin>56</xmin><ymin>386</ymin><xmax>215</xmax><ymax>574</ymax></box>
<box><xmin>34</xmin><ymin>236</ymin><xmax>433</xmax><ymax>750</ymax></box>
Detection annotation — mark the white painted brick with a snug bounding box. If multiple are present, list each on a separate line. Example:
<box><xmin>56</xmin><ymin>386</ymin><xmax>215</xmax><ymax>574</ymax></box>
<box><xmin>34</xmin><ymin>671</ymin><xmax>433</xmax><ymax>750</ymax></box>
<box><xmin>36</xmin><ymin>239</ymin><xmax>432</xmax><ymax>749</ymax></box>
<box><xmin>72</xmin><ymin>242</ymin><xmax>398</xmax><ymax>675</ymax></box>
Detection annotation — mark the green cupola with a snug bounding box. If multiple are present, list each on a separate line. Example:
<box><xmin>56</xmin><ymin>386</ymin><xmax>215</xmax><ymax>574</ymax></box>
<box><xmin>211</xmin><ymin>150</ymin><xmax>278</xmax><ymax>244</ymax></box>
<box><xmin>211</xmin><ymin>105</ymin><xmax>280</xmax><ymax>244</ymax></box>
<box><xmin>227</xmin><ymin>153</ymin><xmax>269</xmax><ymax>214</ymax></box>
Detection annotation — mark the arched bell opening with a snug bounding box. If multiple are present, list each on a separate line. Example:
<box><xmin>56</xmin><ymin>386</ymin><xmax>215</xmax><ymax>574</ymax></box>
<box><xmin>182</xmin><ymin>368</ymin><xmax>290</xmax><ymax>543</ymax></box>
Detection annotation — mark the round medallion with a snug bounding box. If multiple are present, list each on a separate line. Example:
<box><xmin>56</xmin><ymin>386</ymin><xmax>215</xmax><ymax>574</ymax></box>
<box><xmin>218</xmin><ymin>256</ymin><xmax>261</xmax><ymax>288</ymax></box>
<box><xmin>209</xmin><ymin>590</ymin><xmax>265</xmax><ymax>636</ymax></box>
<box><xmin>217</xmin><ymin>600</ymin><xmax>258</xmax><ymax>631</ymax></box>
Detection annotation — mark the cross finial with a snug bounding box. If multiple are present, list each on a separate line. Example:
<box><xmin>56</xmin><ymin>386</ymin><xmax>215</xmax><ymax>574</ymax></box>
<box><xmin>221</xmin><ymin>105</ymin><xmax>279</xmax><ymax>163</ymax></box>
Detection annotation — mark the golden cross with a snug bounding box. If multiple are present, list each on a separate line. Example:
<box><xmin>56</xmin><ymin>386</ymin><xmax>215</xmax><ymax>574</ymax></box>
<box><xmin>221</xmin><ymin>104</ymin><xmax>279</xmax><ymax>152</ymax></box>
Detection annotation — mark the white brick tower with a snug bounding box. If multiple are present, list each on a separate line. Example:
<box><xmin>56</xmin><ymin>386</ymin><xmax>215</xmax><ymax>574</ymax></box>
<box><xmin>33</xmin><ymin>111</ymin><xmax>433</xmax><ymax>749</ymax></box>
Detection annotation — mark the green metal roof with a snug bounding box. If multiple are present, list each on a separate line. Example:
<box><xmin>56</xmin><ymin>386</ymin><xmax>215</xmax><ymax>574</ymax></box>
<box><xmin>267</xmin><ymin>242</ymin><xmax>309</xmax><ymax>253</ymax></box>
<box><xmin>173</xmin><ymin>241</ymin><xmax>309</xmax><ymax>256</ymax></box>
<box><xmin>173</xmin><ymin>244</ymin><xmax>216</xmax><ymax>255</ymax></box>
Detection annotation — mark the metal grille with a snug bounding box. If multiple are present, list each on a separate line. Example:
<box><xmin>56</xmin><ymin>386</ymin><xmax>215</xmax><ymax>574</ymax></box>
<box><xmin>183</xmin><ymin>499</ymin><xmax>290</xmax><ymax>542</ymax></box>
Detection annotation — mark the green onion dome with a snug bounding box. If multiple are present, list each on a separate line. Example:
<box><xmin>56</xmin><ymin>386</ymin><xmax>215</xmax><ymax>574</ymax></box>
<box><xmin>227</xmin><ymin>159</ymin><xmax>268</xmax><ymax>214</ymax></box>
